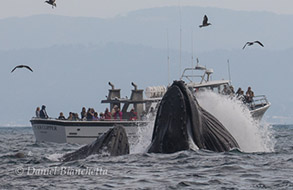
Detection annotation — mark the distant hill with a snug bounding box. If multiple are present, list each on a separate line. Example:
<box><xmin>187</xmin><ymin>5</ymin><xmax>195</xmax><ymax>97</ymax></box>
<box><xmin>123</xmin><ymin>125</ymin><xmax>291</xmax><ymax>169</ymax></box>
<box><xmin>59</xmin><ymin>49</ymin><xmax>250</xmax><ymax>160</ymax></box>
<box><xmin>0</xmin><ymin>7</ymin><xmax>293</xmax><ymax>52</ymax></box>
<box><xmin>0</xmin><ymin>6</ymin><xmax>292</xmax><ymax>125</ymax></box>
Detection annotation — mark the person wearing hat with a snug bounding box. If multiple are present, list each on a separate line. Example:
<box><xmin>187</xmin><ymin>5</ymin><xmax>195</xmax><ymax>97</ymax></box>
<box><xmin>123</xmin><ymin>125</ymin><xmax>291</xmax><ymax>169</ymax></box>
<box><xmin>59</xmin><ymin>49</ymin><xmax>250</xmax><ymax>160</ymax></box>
<box><xmin>40</xmin><ymin>105</ymin><xmax>49</xmax><ymax>119</ymax></box>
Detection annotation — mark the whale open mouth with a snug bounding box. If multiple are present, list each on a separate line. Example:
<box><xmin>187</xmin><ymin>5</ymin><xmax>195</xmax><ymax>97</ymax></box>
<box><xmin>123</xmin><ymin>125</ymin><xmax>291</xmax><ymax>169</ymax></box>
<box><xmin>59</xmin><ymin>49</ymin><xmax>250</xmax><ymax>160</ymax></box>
<box><xmin>148</xmin><ymin>80</ymin><xmax>239</xmax><ymax>153</ymax></box>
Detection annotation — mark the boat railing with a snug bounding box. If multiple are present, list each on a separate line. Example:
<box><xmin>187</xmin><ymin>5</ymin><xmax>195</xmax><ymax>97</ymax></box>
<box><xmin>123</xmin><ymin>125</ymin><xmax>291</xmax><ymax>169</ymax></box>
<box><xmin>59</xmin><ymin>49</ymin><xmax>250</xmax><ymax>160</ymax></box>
<box><xmin>247</xmin><ymin>95</ymin><xmax>269</xmax><ymax>110</ymax></box>
<box><xmin>180</xmin><ymin>65</ymin><xmax>213</xmax><ymax>84</ymax></box>
<box><xmin>31</xmin><ymin>117</ymin><xmax>143</xmax><ymax>122</ymax></box>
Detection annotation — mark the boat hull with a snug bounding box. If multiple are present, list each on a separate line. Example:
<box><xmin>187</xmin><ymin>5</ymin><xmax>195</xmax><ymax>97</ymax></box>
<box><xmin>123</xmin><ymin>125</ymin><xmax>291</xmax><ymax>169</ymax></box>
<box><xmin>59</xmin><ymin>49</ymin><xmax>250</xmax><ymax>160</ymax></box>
<box><xmin>250</xmin><ymin>103</ymin><xmax>271</xmax><ymax>121</ymax></box>
<box><xmin>31</xmin><ymin>118</ymin><xmax>148</xmax><ymax>144</ymax></box>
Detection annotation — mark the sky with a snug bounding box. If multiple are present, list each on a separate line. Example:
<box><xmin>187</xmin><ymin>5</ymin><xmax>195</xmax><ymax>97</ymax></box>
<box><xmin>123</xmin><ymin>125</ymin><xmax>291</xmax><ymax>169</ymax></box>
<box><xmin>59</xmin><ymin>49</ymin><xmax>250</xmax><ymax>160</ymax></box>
<box><xmin>0</xmin><ymin>0</ymin><xmax>293</xmax><ymax>19</ymax></box>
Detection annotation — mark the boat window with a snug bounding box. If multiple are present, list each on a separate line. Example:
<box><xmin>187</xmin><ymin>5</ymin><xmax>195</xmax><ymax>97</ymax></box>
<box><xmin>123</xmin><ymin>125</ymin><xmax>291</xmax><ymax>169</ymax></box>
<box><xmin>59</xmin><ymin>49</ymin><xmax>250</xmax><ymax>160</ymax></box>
<box><xmin>211</xmin><ymin>86</ymin><xmax>219</xmax><ymax>93</ymax></box>
<box><xmin>209</xmin><ymin>84</ymin><xmax>229</xmax><ymax>94</ymax></box>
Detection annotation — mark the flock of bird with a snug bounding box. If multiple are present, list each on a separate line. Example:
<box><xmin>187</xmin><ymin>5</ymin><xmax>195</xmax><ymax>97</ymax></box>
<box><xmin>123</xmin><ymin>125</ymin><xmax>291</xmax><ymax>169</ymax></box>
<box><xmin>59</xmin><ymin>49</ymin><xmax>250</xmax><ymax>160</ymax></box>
<box><xmin>10</xmin><ymin>10</ymin><xmax>264</xmax><ymax>73</ymax></box>
<box><xmin>199</xmin><ymin>15</ymin><xmax>264</xmax><ymax>49</ymax></box>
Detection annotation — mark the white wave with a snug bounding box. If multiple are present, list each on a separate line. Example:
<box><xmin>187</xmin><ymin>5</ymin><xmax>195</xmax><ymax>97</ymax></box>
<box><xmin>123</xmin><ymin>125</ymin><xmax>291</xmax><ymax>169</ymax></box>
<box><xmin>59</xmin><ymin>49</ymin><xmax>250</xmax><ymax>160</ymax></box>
<box><xmin>130</xmin><ymin>114</ymin><xmax>156</xmax><ymax>154</ymax></box>
<box><xmin>196</xmin><ymin>90</ymin><xmax>275</xmax><ymax>152</ymax></box>
<box><xmin>46</xmin><ymin>153</ymin><xmax>64</xmax><ymax>161</ymax></box>
<box><xmin>0</xmin><ymin>123</ymin><xmax>30</xmax><ymax>127</ymax></box>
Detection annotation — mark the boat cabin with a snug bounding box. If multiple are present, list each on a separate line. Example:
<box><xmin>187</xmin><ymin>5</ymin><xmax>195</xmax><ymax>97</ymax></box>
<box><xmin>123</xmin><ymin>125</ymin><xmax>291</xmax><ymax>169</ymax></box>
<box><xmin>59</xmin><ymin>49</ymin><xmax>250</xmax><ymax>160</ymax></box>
<box><xmin>180</xmin><ymin>64</ymin><xmax>270</xmax><ymax>120</ymax></box>
<box><xmin>101</xmin><ymin>82</ymin><xmax>162</xmax><ymax>121</ymax></box>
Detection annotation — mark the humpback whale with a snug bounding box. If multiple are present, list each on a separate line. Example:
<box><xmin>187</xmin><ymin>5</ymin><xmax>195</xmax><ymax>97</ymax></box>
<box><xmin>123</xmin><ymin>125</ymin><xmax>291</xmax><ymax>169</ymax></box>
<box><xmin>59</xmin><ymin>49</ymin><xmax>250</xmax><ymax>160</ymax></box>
<box><xmin>62</xmin><ymin>125</ymin><xmax>129</xmax><ymax>162</ymax></box>
<box><xmin>147</xmin><ymin>80</ymin><xmax>239</xmax><ymax>153</ymax></box>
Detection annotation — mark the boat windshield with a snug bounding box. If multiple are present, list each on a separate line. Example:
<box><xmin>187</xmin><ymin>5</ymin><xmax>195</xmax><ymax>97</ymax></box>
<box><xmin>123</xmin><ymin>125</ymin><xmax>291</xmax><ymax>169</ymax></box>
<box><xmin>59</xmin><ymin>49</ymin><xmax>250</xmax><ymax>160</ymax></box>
<box><xmin>189</xmin><ymin>83</ymin><xmax>231</xmax><ymax>95</ymax></box>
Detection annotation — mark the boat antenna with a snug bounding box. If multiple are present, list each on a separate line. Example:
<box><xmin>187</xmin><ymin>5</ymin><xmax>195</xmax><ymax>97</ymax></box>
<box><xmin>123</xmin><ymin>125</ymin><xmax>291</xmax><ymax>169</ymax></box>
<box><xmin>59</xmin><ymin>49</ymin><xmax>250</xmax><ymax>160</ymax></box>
<box><xmin>191</xmin><ymin>28</ymin><xmax>194</xmax><ymax>76</ymax></box>
<box><xmin>178</xmin><ymin>0</ymin><xmax>182</xmax><ymax>78</ymax></box>
<box><xmin>227</xmin><ymin>59</ymin><xmax>232</xmax><ymax>84</ymax></box>
<box><xmin>167</xmin><ymin>28</ymin><xmax>170</xmax><ymax>85</ymax></box>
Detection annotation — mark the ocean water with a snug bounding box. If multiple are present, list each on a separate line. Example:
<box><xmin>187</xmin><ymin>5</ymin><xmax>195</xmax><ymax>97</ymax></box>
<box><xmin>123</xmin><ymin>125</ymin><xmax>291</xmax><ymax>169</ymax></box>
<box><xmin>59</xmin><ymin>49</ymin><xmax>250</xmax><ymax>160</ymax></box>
<box><xmin>0</xmin><ymin>125</ymin><xmax>292</xmax><ymax>189</ymax></box>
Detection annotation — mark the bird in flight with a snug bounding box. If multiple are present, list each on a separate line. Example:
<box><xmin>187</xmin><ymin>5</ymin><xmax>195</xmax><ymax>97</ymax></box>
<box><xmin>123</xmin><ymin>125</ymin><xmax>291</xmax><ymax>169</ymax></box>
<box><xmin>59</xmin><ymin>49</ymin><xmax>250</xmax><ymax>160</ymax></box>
<box><xmin>242</xmin><ymin>41</ymin><xmax>264</xmax><ymax>49</ymax></box>
<box><xmin>199</xmin><ymin>15</ymin><xmax>211</xmax><ymax>28</ymax></box>
<box><xmin>45</xmin><ymin>0</ymin><xmax>57</xmax><ymax>8</ymax></box>
<box><xmin>11</xmin><ymin>65</ymin><xmax>33</xmax><ymax>73</ymax></box>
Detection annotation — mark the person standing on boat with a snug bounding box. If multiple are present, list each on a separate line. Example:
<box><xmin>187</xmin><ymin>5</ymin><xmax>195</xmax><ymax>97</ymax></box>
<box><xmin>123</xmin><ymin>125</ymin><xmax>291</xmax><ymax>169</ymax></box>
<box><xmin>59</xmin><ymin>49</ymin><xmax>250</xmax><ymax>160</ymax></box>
<box><xmin>222</xmin><ymin>85</ymin><xmax>230</xmax><ymax>95</ymax></box>
<box><xmin>245</xmin><ymin>87</ymin><xmax>254</xmax><ymax>103</ymax></box>
<box><xmin>40</xmin><ymin>105</ymin><xmax>48</xmax><ymax>119</ymax></box>
<box><xmin>111</xmin><ymin>105</ymin><xmax>118</xmax><ymax>116</ymax></box>
<box><xmin>86</xmin><ymin>108</ymin><xmax>93</xmax><ymax>121</ymax></box>
<box><xmin>236</xmin><ymin>87</ymin><xmax>242</xmax><ymax>96</ymax></box>
<box><xmin>99</xmin><ymin>112</ymin><xmax>105</xmax><ymax>121</ymax></box>
<box><xmin>113</xmin><ymin>107</ymin><xmax>123</xmax><ymax>121</ymax></box>
<box><xmin>67</xmin><ymin>112</ymin><xmax>74</xmax><ymax>120</ymax></box>
<box><xmin>58</xmin><ymin>112</ymin><xmax>66</xmax><ymax>120</ymax></box>
<box><xmin>237</xmin><ymin>90</ymin><xmax>246</xmax><ymax>103</ymax></box>
<box><xmin>80</xmin><ymin>107</ymin><xmax>86</xmax><ymax>120</ymax></box>
<box><xmin>104</xmin><ymin>108</ymin><xmax>112</xmax><ymax>120</ymax></box>
<box><xmin>35</xmin><ymin>107</ymin><xmax>40</xmax><ymax>118</ymax></box>
<box><xmin>229</xmin><ymin>85</ymin><xmax>235</xmax><ymax>94</ymax></box>
<box><xmin>73</xmin><ymin>113</ymin><xmax>80</xmax><ymax>121</ymax></box>
<box><xmin>92</xmin><ymin>112</ymin><xmax>99</xmax><ymax>121</ymax></box>
<box><xmin>129</xmin><ymin>108</ymin><xmax>137</xmax><ymax>121</ymax></box>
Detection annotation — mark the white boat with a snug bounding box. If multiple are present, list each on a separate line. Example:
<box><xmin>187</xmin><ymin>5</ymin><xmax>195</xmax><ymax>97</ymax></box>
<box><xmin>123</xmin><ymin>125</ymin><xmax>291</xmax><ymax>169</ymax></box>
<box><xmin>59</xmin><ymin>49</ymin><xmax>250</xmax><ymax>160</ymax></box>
<box><xmin>180</xmin><ymin>64</ymin><xmax>270</xmax><ymax>121</ymax></box>
<box><xmin>31</xmin><ymin>82</ymin><xmax>164</xmax><ymax>144</ymax></box>
<box><xmin>31</xmin><ymin>67</ymin><xmax>270</xmax><ymax>144</ymax></box>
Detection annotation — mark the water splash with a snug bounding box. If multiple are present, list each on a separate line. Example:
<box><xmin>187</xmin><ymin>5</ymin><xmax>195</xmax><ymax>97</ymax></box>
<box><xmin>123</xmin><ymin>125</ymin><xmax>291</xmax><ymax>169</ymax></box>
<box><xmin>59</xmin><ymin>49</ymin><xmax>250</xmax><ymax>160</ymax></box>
<box><xmin>130</xmin><ymin>114</ymin><xmax>156</xmax><ymax>154</ymax></box>
<box><xmin>46</xmin><ymin>153</ymin><xmax>64</xmax><ymax>161</ymax></box>
<box><xmin>131</xmin><ymin>90</ymin><xmax>275</xmax><ymax>153</ymax></box>
<box><xmin>196</xmin><ymin>90</ymin><xmax>275</xmax><ymax>152</ymax></box>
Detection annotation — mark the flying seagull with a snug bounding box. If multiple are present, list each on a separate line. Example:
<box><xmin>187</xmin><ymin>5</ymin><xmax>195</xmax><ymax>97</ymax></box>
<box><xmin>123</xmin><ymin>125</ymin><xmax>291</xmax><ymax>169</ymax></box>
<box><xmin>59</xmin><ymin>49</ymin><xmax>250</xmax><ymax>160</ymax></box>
<box><xmin>242</xmin><ymin>41</ymin><xmax>264</xmax><ymax>49</ymax></box>
<box><xmin>199</xmin><ymin>15</ymin><xmax>211</xmax><ymax>28</ymax></box>
<box><xmin>45</xmin><ymin>0</ymin><xmax>57</xmax><ymax>8</ymax></box>
<box><xmin>11</xmin><ymin>65</ymin><xmax>33</xmax><ymax>73</ymax></box>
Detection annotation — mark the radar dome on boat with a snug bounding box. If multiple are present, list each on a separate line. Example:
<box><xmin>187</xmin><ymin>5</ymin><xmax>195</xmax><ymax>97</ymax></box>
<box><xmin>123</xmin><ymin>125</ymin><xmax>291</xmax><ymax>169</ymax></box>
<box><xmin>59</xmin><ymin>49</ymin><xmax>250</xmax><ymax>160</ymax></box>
<box><xmin>145</xmin><ymin>86</ymin><xmax>167</xmax><ymax>98</ymax></box>
<box><xmin>206</xmin><ymin>69</ymin><xmax>213</xmax><ymax>74</ymax></box>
